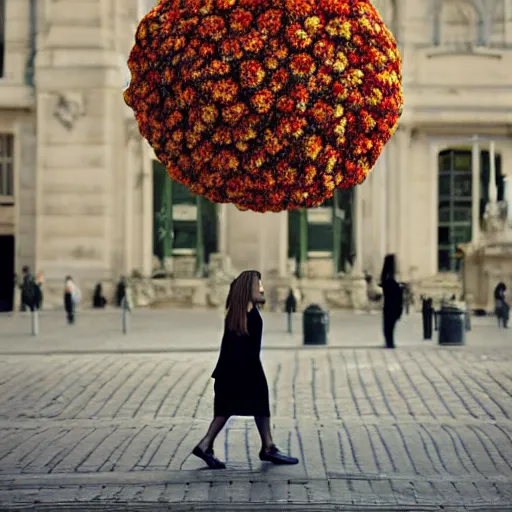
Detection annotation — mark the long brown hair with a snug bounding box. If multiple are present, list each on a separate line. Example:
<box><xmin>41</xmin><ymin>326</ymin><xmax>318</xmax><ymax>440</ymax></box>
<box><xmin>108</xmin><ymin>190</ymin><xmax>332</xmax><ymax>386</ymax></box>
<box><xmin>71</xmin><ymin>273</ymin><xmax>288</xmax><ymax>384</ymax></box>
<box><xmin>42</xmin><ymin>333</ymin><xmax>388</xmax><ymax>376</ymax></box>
<box><xmin>225</xmin><ymin>270</ymin><xmax>261</xmax><ymax>336</ymax></box>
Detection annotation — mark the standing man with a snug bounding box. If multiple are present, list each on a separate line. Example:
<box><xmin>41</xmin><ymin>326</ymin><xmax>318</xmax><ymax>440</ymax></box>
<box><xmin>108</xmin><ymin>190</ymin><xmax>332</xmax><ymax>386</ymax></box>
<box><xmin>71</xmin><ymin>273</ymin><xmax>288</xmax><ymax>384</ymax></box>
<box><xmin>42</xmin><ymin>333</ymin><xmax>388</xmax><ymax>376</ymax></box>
<box><xmin>192</xmin><ymin>270</ymin><xmax>299</xmax><ymax>469</ymax></box>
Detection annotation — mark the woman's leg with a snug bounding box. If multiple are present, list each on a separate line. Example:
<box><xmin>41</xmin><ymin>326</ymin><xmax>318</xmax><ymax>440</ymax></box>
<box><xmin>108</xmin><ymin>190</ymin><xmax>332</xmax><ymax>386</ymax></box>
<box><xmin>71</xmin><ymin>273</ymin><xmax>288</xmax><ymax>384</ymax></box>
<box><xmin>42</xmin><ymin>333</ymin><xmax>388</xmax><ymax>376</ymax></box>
<box><xmin>197</xmin><ymin>416</ymin><xmax>230</xmax><ymax>452</ymax></box>
<box><xmin>254</xmin><ymin>416</ymin><xmax>274</xmax><ymax>451</ymax></box>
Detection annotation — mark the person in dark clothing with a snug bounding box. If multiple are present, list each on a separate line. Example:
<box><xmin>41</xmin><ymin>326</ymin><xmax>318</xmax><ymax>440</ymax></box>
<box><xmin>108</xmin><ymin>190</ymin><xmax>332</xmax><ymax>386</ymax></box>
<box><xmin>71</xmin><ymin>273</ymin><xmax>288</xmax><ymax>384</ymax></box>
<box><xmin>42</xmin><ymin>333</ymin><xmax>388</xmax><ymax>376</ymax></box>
<box><xmin>64</xmin><ymin>276</ymin><xmax>77</xmax><ymax>324</ymax></box>
<box><xmin>20</xmin><ymin>267</ymin><xmax>40</xmax><ymax>312</ymax></box>
<box><xmin>494</xmin><ymin>282</ymin><xmax>509</xmax><ymax>328</ymax></box>
<box><xmin>115</xmin><ymin>277</ymin><xmax>126</xmax><ymax>307</ymax></box>
<box><xmin>380</xmin><ymin>254</ymin><xmax>403</xmax><ymax>349</ymax></box>
<box><xmin>192</xmin><ymin>270</ymin><xmax>299</xmax><ymax>470</ymax></box>
<box><xmin>93</xmin><ymin>283</ymin><xmax>107</xmax><ymax>309</ymax></box>
<box><xmin>285</xmin><ymin>288</ymin><xmax>297</xmax><ymax>333</ymax></box>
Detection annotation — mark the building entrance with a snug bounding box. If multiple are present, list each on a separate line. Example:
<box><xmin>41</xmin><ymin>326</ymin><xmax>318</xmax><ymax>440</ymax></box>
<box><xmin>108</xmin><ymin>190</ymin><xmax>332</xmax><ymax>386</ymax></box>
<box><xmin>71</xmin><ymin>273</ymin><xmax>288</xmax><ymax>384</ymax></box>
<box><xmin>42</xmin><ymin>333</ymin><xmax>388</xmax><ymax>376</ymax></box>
<box><xmin>0</xmin><ymin>235</ymin><xmax>14</xmax><ymax>312</ymax></box>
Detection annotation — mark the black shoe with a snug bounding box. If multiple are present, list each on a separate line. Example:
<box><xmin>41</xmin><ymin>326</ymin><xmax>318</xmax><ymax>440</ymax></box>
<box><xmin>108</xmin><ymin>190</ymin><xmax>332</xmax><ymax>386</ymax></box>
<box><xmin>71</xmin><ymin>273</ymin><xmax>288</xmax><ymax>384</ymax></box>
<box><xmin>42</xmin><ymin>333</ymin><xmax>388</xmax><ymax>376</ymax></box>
<box><xmin>259</xmin><ymin>445</ymin><xmax>299</xmax><ymax>465</ymax></box>
<box><xmin>192</xmin><ymin>446</ymin><xmax>226</xmax><ymax>469</ymax></box>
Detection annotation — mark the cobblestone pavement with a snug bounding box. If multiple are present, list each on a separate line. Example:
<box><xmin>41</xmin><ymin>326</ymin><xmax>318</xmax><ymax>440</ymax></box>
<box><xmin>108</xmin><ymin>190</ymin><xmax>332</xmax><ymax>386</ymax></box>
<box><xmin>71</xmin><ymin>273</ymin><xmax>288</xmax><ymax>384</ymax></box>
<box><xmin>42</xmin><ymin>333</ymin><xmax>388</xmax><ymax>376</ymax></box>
<box><xmin>0</xmin><ymin>313</ymin><xmax>511</xmax><ymax>510</ymax></box>
<box><xmin>0</xmin><ymin>352</ymin><xmax>511</xmax><ymax>510</ymax></box>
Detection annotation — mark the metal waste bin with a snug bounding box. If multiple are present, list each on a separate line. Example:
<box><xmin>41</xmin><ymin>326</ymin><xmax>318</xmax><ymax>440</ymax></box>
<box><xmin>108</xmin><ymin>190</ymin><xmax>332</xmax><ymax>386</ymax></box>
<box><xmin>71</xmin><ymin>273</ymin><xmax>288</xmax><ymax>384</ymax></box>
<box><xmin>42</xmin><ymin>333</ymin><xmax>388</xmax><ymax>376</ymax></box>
<box><xmin>435</xmin><ymin>304</ymin><xmax>466</xmax><ymax>346</ymax></box>
<box><xmin>303</xmin><ymin>304</ymin><xmax>328</xmax><ymax>345</ymax></box>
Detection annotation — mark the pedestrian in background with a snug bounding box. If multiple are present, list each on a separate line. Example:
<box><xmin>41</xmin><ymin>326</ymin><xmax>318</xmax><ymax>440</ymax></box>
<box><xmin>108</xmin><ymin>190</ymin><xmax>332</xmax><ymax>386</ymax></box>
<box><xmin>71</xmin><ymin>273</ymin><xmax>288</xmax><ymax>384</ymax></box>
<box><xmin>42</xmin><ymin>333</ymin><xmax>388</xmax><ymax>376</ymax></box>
<box><xmin>285</xmin><ymin>288</ymin><xmax>297</xmax><ymax>333</ymax></box>
<box><xmin>64</xmin><ymin>276</ymin><xmax>80</xmax><ymax>324</ymax></box>
<box><xmin>380</xmin><ymin>254</ymin><xmax>403</xmax><ymax>349</ymax></box>
<box><xmin>192</xmin><ymin>270</ymin><xmax>299</xmax><ymax>469</ymax></box>
<box><xmin>494</xmin><ymin>282</ymin><xmax>509</xmax><ymax>328</ymax></box>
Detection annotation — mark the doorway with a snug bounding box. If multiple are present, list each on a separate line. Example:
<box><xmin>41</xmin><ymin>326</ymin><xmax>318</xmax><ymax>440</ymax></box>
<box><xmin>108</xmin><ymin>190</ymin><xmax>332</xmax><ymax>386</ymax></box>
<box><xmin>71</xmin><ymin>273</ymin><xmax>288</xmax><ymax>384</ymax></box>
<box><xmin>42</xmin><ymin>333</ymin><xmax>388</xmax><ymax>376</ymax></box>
<box><xmin>0</xmin><ymin>235</ymin><xmax>14</xmax><ymax>312</ymax></box>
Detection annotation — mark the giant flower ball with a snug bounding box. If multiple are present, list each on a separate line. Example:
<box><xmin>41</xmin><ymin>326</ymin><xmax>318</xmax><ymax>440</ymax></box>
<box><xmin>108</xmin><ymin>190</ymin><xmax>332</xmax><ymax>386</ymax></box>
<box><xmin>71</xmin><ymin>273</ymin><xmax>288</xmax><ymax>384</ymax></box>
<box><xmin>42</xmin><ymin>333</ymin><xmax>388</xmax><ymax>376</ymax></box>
<box><xmin>124</xmin><ymin>0</ymin><xmax>403</xmax><ymax>212</ymax></box>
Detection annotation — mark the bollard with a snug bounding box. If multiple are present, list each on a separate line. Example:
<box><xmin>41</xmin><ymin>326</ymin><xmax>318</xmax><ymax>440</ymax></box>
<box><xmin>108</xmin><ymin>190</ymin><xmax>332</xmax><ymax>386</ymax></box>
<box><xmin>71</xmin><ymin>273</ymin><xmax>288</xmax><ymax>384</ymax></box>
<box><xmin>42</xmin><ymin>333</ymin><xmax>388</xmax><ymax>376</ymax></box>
<box><xmin>287</xmin><ymin>311</ymin><xmax>292</xmax><ymax>334</ymax></box>
<box><xmin>422</xmin><ymin>297</ymin><xmax>433</xmax><ymax>340</ymax></box>
<box><xmin>121</xmin><ymin>297</ymin><xmax>129</xmax><ymax>334</ymax></box>
<box><xmin>31</xmin><ymin>308</ymin><xmax>39</xmax><ymax>336</ymax></box>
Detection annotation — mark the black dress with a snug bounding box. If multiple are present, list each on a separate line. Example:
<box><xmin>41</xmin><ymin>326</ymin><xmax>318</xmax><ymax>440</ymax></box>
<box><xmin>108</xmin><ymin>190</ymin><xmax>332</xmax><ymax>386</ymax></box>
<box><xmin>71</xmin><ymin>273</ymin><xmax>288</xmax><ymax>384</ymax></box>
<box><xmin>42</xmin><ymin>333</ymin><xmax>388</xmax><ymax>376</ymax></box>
<box><xmin>382</xmin><ymin>278</ymin><xmax>403</xmax><ymax>348</ymax></box>
<box><xmin>212</xmin><ymin>307</ymin><xmax>271</xmax><ymax>417</ymax></box>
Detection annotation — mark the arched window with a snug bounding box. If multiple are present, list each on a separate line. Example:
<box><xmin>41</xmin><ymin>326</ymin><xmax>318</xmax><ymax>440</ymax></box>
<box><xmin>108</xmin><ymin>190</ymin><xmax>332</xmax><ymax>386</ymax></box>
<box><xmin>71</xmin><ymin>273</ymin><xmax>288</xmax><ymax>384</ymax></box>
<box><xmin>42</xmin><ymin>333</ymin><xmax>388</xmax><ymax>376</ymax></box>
<box><xmin>433</xmin><ymin>0</ymin><xmax>485</xmax><ymax>49</ymax></box>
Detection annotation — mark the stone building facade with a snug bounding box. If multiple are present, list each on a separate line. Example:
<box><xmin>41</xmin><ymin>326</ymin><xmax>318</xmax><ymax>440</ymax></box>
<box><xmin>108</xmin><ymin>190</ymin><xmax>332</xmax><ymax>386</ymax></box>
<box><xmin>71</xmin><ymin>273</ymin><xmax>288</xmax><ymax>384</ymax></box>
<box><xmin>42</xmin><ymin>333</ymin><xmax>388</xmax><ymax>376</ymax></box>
<box><xmin>1</xmin><ymin>0</ymin><xmax>512</xmax><ymax>311</ymax></box>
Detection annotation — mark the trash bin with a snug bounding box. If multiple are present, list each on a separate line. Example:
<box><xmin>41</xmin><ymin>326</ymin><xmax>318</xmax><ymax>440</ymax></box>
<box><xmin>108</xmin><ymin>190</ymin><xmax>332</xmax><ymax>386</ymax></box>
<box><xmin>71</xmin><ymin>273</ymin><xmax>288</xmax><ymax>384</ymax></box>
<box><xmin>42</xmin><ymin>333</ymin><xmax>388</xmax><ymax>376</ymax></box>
<box><xmin>303</xmin><ymin>304</ymin><xmax>328</xmax><ymax>345</ymax></box>
<box><xmin>435</xmin><ymin>304</ymin><xmax>466</xmax><ymax>346</ymax></box>
<box><xmin>422</xmin><ymin>297</ymin><xmax>433</xmax><ymax>340</ymax></box>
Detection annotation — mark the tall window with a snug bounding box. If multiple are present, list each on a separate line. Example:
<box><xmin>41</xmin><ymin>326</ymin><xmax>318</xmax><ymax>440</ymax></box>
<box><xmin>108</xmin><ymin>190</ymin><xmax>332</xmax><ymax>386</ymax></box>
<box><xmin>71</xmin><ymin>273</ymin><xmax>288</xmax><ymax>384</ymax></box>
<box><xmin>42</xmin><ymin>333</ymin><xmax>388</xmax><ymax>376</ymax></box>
<box><xmin>438</xmin><ymin>150</ymin><xmax>473</xmax><ymax>272</ymax></box>
<box><xmin>437</xmin><ymin>148</ymin><xmax>503</xmax><ymax>272</ymax></box>
<box><xmin>0</xmin><ymin>134</ymin><xmax>14</xmax><ymax>202</ymax></box>
<box><xmin>0</xmin><ymin>0</ymin><xmax>5</xmax><ymax>78</ymax></box>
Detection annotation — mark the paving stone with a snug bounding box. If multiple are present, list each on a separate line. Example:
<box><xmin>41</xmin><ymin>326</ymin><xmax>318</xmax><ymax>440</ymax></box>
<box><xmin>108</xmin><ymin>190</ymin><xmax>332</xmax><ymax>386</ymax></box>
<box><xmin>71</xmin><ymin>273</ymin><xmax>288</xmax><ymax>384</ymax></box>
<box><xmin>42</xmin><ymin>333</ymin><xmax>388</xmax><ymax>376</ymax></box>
<box><xmin>0</xmin><ymin>311</ymin><xmax>510</xmax><ymax>509</ymax></box>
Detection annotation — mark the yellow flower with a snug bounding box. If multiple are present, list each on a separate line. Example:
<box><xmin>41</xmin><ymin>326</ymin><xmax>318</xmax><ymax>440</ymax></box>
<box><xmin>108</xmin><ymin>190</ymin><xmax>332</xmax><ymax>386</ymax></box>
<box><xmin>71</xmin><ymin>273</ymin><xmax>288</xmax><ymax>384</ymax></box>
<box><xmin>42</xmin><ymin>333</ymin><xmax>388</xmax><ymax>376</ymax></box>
<box><xmin>334</xmin><ymin>118</ymin><xmax>347</xmax><ymax>136</ymax></box>
<box><xmin>304</xmin><ymin>16</ymin><xmax>322</xmax><ymax>35</ymax></box>
<box><xmin>334</xmin><ymin>104</ymin><xmax>344</xmax><ymax>118</ymax></box>
<box><xmin>347</xmin><ymin>69</ymin><xmax>364</xmax><ymax>86</ymax></box>
<box><xmin>326</xmin><ymin>19</ymin><xmax>351</xmax><ymax>39</ymax></box>
<box><xmin>201</xmin><ymin>104</ymin><xmax>219</xmax><ymax>124</ymax></box>
<box><xmin>326</xmin><ymin>156</ymin><xmax>337</xmax><ymax>173</ymax></box>
<box><xmin>332</xmin><ymin>52</ymin><xmax>348</xmax><ymax>73</ymax></box>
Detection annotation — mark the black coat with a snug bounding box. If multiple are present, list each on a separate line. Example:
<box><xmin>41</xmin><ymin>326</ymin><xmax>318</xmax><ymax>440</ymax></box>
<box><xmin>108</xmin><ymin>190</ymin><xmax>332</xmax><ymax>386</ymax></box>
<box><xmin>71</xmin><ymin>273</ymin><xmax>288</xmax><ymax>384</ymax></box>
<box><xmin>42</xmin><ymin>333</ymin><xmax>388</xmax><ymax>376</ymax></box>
<box><xmin>382</xmin><ymin>278</ymin><xmax>403</xmax><ymax>321</ymax></box>
<box><xmin>212</xmin><ymin>307</ymin><xmax>270</xmax><ymax>417</ymax></box>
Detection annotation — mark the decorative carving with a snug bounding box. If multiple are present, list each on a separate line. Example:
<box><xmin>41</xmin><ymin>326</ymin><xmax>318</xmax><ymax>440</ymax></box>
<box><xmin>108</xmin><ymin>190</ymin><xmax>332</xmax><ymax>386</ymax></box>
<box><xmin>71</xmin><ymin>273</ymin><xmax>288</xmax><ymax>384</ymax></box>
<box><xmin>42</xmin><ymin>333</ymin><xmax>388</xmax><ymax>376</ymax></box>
<box><xmin>53</xmin><ymin>93</ymin><xmax>86</xmax><ymax>130</ymax></box>
<box><xmin>435</xmin><ymin>0</ymin><xmax>484</xmax><ymax>49</ymax></box>
<box><xmin>483</xmin><ymin>200</ymin><xmax>507</xmax><ymax>233</ymax></box>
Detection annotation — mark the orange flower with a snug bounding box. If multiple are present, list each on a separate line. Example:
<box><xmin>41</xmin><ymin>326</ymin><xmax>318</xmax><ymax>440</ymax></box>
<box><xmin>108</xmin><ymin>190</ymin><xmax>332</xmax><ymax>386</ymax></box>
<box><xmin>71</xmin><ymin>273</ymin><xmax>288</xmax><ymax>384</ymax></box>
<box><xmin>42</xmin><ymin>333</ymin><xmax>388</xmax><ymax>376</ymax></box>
<box><xmin>230</xmin><ymin>9</ymin><xmax>253</xmax><ymax>32</ymax></box>
<box><xmin>198</xmin><ymin>16</ymin><xmax>226</xmax><ymax>40</ymax></box>
<box><xmin>240</xmin><ymin>60</ymin><xmax>266</xmax><ymax>88</ymax></box>
<box><xmin>211</xmin><ymin>78</ymin><xmax>239</xmax><ymax>104</ymax></box>
<box><xmin>221</xmin><ymin>39</ymin><xmax>244</xmax><ymax>60</ymax></box>
<box><xmin>250</xmin><ymin>89</ymin><xmax>274</xmax><ymax>114</ymax></box>
<box><xmin>289</xmin><ymin>54</ymin><xmax>316</xmax><ymax>76</ymax></box>
<box><xmin>285</xmin><ymin>0</ymin><xmax>316</xmax><ymax>17</ymax></box>
<box><xmin>222</xmin><ymin>103</ymin><xmax>249</xmax><ymax>124</ymax></box>
<box><xmin>257</xmin><ymin>9</ymin><xmax>282</xmax><ymax>35</ymax></box>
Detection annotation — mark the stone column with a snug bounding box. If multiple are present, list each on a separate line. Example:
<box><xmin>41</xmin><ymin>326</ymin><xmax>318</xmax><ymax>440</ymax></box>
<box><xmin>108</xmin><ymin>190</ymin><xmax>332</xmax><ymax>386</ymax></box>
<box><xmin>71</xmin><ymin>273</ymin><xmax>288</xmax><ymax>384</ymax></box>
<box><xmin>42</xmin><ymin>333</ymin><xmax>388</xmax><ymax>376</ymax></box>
<box><xmin>397</xmin><ymin>126</ymin><xmax>411</xmax><ymax>279</ymax></box>
<box><xmin>429</xmin><ymin>141</ymin><xmax>439</xmax><ymax>275</ymax></box>
<box><xmin>218</xmin><ymin>203</ymin><xmax>228</xmax><ymax>256</ymax></box>
<box><xmin>505</xmin><ymin>0</ymin><xmax>512</xmax><ymax>46</ymax></box>
<box><xmin>278</xmin><ymin>211</ymin><xmax>288</xmax><ymax>277</ymax></box>
<box><xmin>124</xmin><ymin>131</ymin><xmax>137</xmax><ymax>276</ymax></box>
<box><xmin>35</xmin><ymin>0</ymin><xmax>127</xmax><ymax>304</ymax></box>
<box><xmin>386</xmin><ymin>135</ymin><xmax>399</xmax><ymax>255</ymax></box>
<box><xmin>380</xmin><ymin>147</ymin><xmax>389</xmax><ymax>262</ymax></box>
<box><xmin>504</xmin><ymin>175</ymin><xmax>512</xmax><ymax>223</ymax></box>
<box><xmin>471</xmin><ymin>136</ymin><xmax>481</xmax><ymax>244</ymax></box>
<box><xmin>489</xmin><ymin>140</ymin><xmax>497</xmax><ymax>203</ymax></box>
<box><xmin>141</xmin><ymin>141</ymin><xmax>153</xmax><ymax>277</ymax></box>
<box><xmin>352</xmin><ymin>186</ymin><xmax>363</xmax><ymax>275</ymax></box>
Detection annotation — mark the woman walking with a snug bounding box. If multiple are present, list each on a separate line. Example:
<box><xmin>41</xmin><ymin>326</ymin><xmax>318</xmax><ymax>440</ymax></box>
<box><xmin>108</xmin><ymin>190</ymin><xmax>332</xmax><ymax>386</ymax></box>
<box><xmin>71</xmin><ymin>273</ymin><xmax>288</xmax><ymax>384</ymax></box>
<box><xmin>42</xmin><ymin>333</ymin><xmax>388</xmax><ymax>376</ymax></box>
<box><xmin>380</xmin><ymin>254</ymin><xmax>403</xmax><ymax>349</ymax></box>
<box><xmin>192</xmin><ymin>270</ymin><xmax>299</xmax><ymax>469</ymax></box>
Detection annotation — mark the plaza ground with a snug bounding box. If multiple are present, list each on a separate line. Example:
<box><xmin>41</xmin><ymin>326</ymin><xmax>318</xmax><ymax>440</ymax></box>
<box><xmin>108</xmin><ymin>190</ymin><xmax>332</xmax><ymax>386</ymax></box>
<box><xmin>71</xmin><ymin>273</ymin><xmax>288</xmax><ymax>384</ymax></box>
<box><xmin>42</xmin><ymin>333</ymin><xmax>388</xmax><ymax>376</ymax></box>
<box><xmin>0</xmin><ymin>309</ymin><xmax>510</xmax><ymax>510</ymax></box>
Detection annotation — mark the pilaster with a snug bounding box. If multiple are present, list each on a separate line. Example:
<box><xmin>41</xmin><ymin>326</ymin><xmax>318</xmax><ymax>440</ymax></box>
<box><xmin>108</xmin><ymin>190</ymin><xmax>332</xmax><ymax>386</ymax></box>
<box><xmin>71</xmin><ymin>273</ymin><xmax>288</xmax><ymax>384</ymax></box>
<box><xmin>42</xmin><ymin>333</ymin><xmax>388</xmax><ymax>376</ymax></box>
<box><xmin>34</xmin><ymin>0</ymin><xmax>128</xmax><ymax>291</ymax></box>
